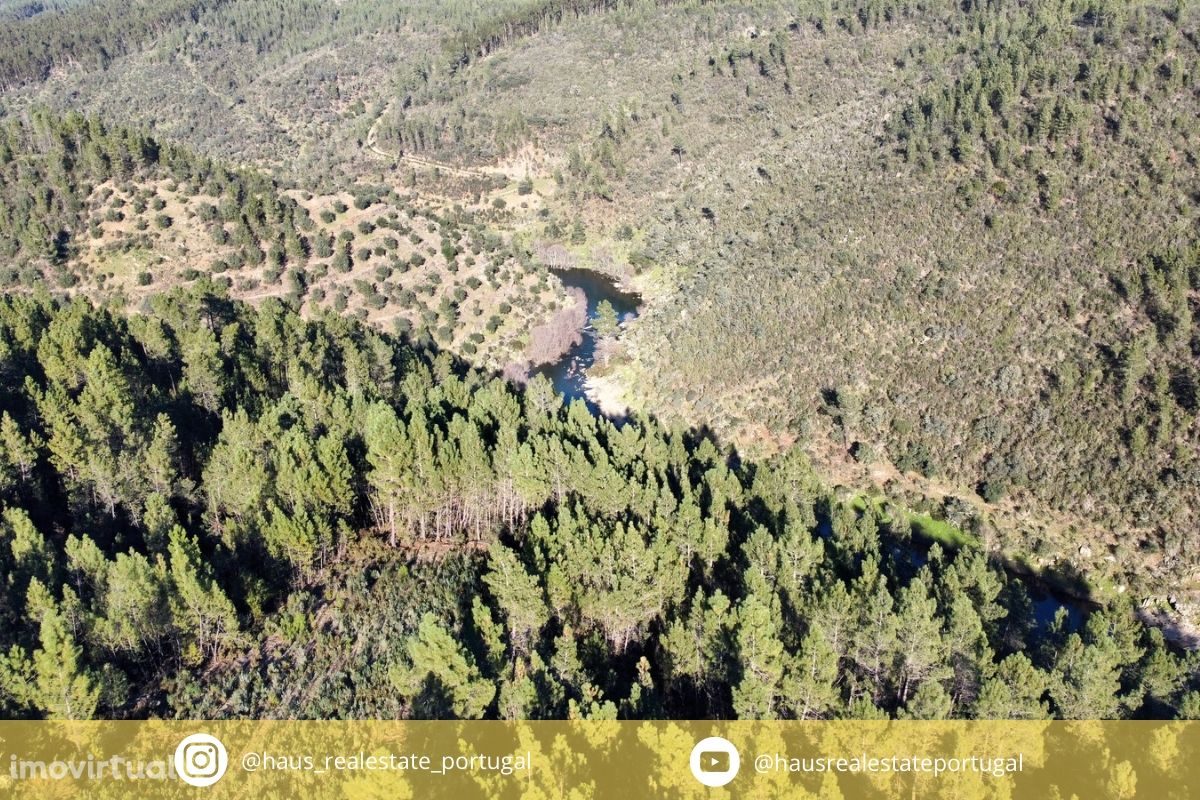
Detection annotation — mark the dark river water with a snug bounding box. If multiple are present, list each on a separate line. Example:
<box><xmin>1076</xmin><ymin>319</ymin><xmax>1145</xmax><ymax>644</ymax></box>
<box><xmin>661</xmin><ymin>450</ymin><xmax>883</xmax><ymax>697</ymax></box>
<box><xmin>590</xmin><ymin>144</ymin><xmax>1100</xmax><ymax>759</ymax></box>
<box><xmin>532</xmin><ymin>268</ymin><xmax>641</xmax><ymax>408</ymax></box>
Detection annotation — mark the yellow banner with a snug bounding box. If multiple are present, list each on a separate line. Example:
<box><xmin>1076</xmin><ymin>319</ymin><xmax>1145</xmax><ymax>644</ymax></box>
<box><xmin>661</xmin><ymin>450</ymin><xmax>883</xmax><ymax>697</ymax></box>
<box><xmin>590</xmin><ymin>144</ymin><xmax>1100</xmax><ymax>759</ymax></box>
<box><xmin>0</xmin><ymin>720</ymin><xmax>1190</xmax><ymax>798</ymax></box>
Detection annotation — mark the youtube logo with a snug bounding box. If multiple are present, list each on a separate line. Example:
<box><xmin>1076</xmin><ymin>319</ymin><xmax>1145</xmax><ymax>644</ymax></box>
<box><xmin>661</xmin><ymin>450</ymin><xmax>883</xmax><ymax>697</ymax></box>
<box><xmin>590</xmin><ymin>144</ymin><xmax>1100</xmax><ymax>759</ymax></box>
<box><xmin>689</xmin><ymin>736</ymin><xmax>740</xmax><ymax>787</ymax></box>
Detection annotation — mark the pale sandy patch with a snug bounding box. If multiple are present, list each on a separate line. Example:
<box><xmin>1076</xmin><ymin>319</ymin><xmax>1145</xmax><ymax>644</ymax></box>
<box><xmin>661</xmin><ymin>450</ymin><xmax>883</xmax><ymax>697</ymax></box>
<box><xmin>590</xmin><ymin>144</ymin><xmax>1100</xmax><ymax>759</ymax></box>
<box><xmin>584</xmin><ymin>372</ymin><xmax>631</xmax><ymax>417</ymax></box>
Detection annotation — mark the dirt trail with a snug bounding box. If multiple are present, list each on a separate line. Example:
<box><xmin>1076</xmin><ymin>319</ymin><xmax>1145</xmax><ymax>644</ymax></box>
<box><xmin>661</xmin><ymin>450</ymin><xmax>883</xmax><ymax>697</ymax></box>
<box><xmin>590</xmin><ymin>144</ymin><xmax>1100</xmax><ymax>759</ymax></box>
<box><xmin>364</xmin><ymin>101</ymin><xmax>492</xmax><ymax>179</ymax></box>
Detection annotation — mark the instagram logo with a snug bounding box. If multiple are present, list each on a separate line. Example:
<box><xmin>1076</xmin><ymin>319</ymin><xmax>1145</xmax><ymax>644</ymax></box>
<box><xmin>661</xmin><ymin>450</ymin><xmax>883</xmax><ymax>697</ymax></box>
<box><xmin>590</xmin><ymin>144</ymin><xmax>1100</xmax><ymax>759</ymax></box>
<box><xmin>173</xmin><ymin>733</ymin><xmax>229</xmax><ymax>787</ymax></box>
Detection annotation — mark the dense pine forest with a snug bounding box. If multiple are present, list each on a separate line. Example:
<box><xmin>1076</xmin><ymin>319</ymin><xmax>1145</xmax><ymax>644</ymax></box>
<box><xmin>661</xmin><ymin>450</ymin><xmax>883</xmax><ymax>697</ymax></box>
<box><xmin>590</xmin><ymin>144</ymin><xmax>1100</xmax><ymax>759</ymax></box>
<box><xmin>0</xmin><ymin>286</ymin><xmax>1194</xmax><ymax>720</ymax></box>
<box><xmin>0</xmin><ymin>0</ymin><xmax>1197</xmax><ymax>722</ymax></box>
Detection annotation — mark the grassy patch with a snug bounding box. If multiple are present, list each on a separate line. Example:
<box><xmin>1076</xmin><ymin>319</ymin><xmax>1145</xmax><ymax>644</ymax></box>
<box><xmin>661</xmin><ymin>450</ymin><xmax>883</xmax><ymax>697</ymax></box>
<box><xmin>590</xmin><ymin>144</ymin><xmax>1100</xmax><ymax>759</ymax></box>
<box><xmin>908</xmin><ymin>512</ymin><xmax>975</xmax><ymax>549</ymax></box>
<box><xmin>850</xmin><ymin>493</ymin><xmax>977</xmax><ymax>549</ymax></box>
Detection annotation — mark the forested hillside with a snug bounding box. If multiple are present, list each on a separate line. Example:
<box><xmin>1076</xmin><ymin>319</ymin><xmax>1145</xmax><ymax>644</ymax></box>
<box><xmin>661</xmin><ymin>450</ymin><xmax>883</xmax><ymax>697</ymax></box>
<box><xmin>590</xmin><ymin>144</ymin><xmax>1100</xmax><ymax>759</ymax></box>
<box><xmin>0</xmin><ymin>109</ymin><xmax>575</xmax><ymax>371</ymax></box>
<box><xmin>0</xmin><ymin>0</ymin><xmax>1197</xmax><ymax>721</ymax></box>
<box><xmin>352</xmin><ymin>0</ymin><xmax>1200</xmax><ymax>616</ymax></box>
<box><xmin>0</xmin><ymin>287</ymin><xmax>1194</xmax><ymax>720</ymax></box>
<box><xmin>605</xmin><ymin>0</ymin><xmax>1200</xmax><ymax>609</ymax></box>
<box><xmin>0</xmin><ymin>0</ymin><xmax>223</xmax><ymax>87</ymax></box>
<box><xmin>2</xmin><ymin>0</ymin><xmax>601</xmax><ymax>180</ymax></box>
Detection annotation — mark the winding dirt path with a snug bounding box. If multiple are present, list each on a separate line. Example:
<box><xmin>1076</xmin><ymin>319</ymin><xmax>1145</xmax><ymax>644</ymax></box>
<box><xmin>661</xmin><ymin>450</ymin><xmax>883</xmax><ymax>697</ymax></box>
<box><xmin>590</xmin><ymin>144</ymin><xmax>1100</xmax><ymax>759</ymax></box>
<box><xmin>364</xmin><ymin>101</ymin><xmax>491</xmax><ymax>179</ymax></box>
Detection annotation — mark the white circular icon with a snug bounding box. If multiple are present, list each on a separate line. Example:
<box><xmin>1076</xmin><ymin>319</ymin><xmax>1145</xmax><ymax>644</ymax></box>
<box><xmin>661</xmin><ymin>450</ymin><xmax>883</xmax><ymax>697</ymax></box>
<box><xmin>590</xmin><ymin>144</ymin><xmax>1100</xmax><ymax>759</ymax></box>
<box><xmin>174</xmin><ymin>733</ymin><xmax>229</xmax><ymax>787</ymax></box>
<box><xmin>689</xmin><ymin>735</ymin><xmax>740</xmax><ymax>787</ymax></box>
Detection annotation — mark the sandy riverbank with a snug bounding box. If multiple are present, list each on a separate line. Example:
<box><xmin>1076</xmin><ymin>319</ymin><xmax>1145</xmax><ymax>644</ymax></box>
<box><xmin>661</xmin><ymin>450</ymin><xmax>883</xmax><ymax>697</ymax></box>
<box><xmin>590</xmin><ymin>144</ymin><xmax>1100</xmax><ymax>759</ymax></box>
<box><xmin>583</xmin><ymin>372</ymin><xmax>631</xmax><ymax>417</ymax></box>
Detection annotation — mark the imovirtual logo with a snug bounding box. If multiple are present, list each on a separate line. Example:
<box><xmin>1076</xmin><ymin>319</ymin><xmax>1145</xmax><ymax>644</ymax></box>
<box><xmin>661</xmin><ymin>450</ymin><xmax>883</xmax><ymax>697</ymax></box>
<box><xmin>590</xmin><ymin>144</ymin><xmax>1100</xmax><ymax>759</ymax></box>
<box><xmin>174</xmin><ymin>733</ymin><xmax>229</xmax><ymax>787</ymax></box>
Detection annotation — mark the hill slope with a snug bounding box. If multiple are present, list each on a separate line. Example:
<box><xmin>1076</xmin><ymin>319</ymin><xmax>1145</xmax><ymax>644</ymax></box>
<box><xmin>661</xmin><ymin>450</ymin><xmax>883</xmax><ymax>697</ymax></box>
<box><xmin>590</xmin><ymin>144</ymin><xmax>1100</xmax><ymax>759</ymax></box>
<box><xmin>358</xmin><ymin>0</ymin><xmax>1200</xmax><ymax>612</ymax></box>
<box><xmin>0</xmin><ymin>286</ymin><xmax>1191</xmax><ymax>720</ymax></box>
<box><xmin>0</xmin><ymin>0</ymin><xmax>1197</xmax><ymax>706</ymax></box>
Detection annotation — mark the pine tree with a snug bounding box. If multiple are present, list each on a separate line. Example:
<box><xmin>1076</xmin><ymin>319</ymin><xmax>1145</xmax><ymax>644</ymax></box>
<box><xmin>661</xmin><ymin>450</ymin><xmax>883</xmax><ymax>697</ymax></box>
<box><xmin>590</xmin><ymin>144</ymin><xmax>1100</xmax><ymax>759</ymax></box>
<box><xmin>974</xmin><ymin>653</ymin><xmax>1050</xmax><ymax>719</ymax></box>
<box><xmin>660</xmin><ymin>589</ymin><xmax>732</xmax><ymax>701</ymax></box>
<box><xmin>482</xmin><ymin>543</ymin><xmax>547</xmax><ymax>657</ymax></box>
<box><xmin>900</xmin><ymin>680</ymin><xmax>954</xmax><ymax>719</ymax></box>
<box><xmin>144</xmin><ymin>414</ymin><xmax>179</xmax><ymax>499</ymax></box>
<box><xmin>893</xmin><ymin>577</ymin><xmax>950</xmax><ymax>704</ymax></box>
<box><xmin>33</xmin><ymin>606</ymin><xmax>99</xmax><ymax>720</ymax></box>
<box><xmin>167</xmin><ymin>527</ymin><xmax>239</xmax><ymax>664</ymax></box>
<box><xmin>1050</xmin><ymin>615</ymin><xmax>1137</xmax><ymax>719</ymax></box>
<box><xmin>783</xmin><ymin>627</ymin><xmax>840</xmax><ymax>719</ymax></box>
<box><xmin>363</xmin><ymin>402</ymin><xmax>412</xmax><ymax>546</ymax></box>
<box><xmin>203</xmin><ymin>408</ymin><xmax>270</xmax><ymax>523</ymax></box>
<box><xmin>732</xmin><ymin>594</ymin><xmax>785</xmax><ymax>719</ymax></box>
<box><xmin>3</xmin><ymin>508</ymin><xmax>54</xmax><ymax>591</ymax></box>
<box><xmin>592</xmin><ymin>299</ymin><xmax>620</xmax><ymax>338</ymax></box>
<box><xmin>392</xmin><ymin>613</ymin><xmax>495</xmax><ymax>719</ymax></box>
<box><xmin>848</xmin><ymin>559</ymin><xmax>898</xmax><ymax>702</ymax></box>
<box><xmin>0</xmin><ymin>412</ymin><xmax>39</xmax><ymax>490</ymax></box>
<box><xmin>96</xmin><ymin>551</ymin><xmax>170</xmax><ymax>656</ymax></box>
<box><xmin>180</xmin><ymin>325</ymin><xmax>226</xmax><ymax>414</ymax></box>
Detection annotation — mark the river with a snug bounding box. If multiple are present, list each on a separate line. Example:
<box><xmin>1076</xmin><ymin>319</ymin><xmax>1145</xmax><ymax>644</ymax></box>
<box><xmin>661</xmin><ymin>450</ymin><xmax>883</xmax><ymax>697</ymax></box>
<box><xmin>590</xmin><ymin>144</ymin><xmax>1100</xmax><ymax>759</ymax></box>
<box><xmin>531</xmin><ymin>268</ymin><xmax>641</xmax><ymax>410</ymax></box>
